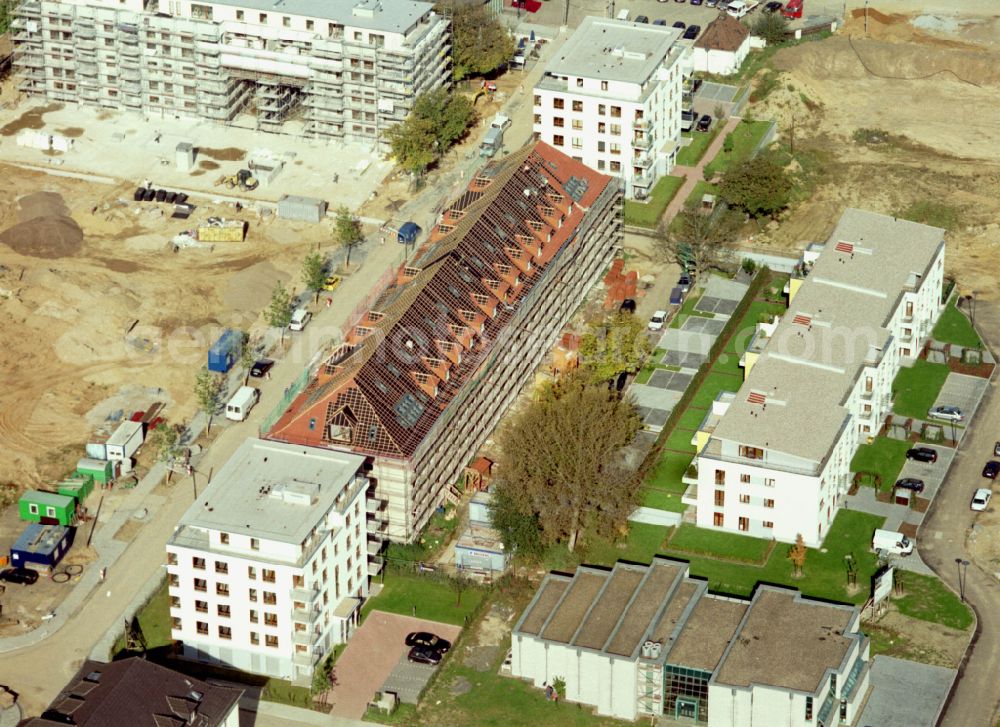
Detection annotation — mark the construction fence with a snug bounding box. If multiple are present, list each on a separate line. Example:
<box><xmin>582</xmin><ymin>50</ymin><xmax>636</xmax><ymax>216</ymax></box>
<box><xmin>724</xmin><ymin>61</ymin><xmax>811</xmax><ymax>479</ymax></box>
<box><xmin>259</xmin><ymin>367</ymin><xmax>310</xmax><ymax>435</ymax></box>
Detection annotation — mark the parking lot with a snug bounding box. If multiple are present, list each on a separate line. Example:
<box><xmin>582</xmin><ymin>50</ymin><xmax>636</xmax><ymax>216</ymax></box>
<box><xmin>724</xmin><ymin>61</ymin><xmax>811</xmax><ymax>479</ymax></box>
<box><xmin>682</xmin><ymin>316</ymin><xmax>727</xmax><ymax>335</ymax></box>
<box><xmin>648</xmin><ymin>368</ymin><xmax>695</xmax><ymax>392</ymax></box>
<box><xmin>932</xmin><ymin>373</ymin><xmax>990</xmax><ymax>429</ymax></box>
<box><xmin>380</xmin><ymin>654</ymin><xmax>438</xmax><ymax>704</ymax></box>
<box><xmin>896</xmin><ymin>444</ymin><xmax>955</xmax><ymax>501</ymax></box>
<box><xmin>325</xmin><ymin>611</ymin><xmax>460</xmax><ymax>719</ymax></box>
<box><xmin>857</xmin><ymin>656</ymin><xmax>954</xmax><ymax>727</ymax></box>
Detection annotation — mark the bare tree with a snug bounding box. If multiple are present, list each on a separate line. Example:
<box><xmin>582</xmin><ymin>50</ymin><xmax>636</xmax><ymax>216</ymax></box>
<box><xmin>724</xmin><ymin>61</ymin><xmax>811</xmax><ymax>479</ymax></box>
<box><xmin>655</xmin><ymin>202</ymin><xmax>742</xmax><ymax>281</ymax></box>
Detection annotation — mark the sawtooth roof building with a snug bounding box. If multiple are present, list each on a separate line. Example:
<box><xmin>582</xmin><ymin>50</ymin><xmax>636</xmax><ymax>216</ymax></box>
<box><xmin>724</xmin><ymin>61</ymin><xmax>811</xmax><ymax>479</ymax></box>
<box><xmin>268</xmin><ymin>141</ymin><xmax>623</xmax><ymax>541</ymax></box>
<box><xmin>512</xmin><ymin>558</ymin><xmax>871</xmax><ymax>726</ymax></box>
<box><xmin>695</xmin><ymin>209</ymin><xmax>946</xmax><ymax>546</ymax></box>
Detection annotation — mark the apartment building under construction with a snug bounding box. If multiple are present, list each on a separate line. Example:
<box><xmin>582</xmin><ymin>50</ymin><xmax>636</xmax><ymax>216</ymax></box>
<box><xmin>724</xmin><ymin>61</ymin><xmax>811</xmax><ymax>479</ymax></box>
<box><xmin>267</xmin><ymin>142</ymin><xmax>623</xmax><ymax>542</ymax></box>
<box><xmin>11</xmin><ymin>0</ymin><xmax>450</xmax><ymax>147</ymax></box>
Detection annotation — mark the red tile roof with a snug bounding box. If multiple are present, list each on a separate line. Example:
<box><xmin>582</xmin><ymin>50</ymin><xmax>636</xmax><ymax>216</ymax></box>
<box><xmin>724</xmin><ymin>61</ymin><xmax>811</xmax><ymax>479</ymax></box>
<box><xmin>694</xmin><ymin>14</ymin><xmax>750</xmax><ymax>52</ymax></box>
<box><xmin>267</xmin><ymin>141</ymin><xmax>613</xmax><ymax>458</ymax></box>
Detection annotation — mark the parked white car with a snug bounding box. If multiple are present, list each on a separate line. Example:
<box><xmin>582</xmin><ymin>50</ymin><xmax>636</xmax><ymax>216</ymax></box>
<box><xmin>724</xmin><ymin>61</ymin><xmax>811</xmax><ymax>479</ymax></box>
<box><xmin>928</xmin><ymin>405</ymin><xmax>964</xmax><ymax>422</ymax></box>
<box><xmin>648</xmin><ymin>310</ymin><xmax>668</xmax><ymax>331</ymax></box>
<box><xmin>289</xmin><ymin>307</ymin><xmax>312</xmax><ymax>331</ymax></box>
<box><xmin>971</xmin><ymin>488</ymin><xmax>992</xmax><ymax>512</ymax></box>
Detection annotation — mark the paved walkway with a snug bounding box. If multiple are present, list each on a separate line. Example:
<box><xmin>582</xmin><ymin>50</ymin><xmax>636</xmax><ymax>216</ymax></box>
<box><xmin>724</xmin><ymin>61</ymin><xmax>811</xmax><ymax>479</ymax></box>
<box><xmin>663</xmin><ymin>115</ymin><xmax>741</xmax><ymax>222</ymax></box>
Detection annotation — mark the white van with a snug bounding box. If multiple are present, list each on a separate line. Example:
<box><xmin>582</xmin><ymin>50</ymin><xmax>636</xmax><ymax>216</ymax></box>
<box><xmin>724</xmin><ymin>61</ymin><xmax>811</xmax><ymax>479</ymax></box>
<box><xmin>872</xmin><ymin>528</ymin><xmax>913</xmax><ymax>556</ymax></box>
<box><xmin>616</xmin><ymin>8</ymin><xmax>629</xmax><ymax>21</ymax></box>
<box><xmin>289</xmin><ymin>308</ymin><xmax>312</xmax><ymax>331</ymax></box>
<box><xmin>225</xmin><ymin>386</ymin><xmax>260</xmax><ymax>422</ymax></box>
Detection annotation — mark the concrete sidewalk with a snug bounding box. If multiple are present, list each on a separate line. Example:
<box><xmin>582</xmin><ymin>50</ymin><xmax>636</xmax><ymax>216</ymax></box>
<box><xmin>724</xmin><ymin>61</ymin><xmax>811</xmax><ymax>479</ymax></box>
<box><xmin>663</xmin><ymin>115</ymin><xmax>741</xmax><ymax>223</ymax></box>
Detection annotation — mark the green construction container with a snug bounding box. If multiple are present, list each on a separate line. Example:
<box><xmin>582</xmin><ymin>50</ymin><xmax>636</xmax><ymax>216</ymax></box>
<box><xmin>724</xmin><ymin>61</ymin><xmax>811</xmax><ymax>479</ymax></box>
<box><xmin>76</xmin><ymin>457</ymin><xmax>115</xmax><ymax>485</ymax></box>
<box><xmin>18</xmin><ymin>490</ymin><xmax>77</xmax><ymax>526</ymax></box>
<box><xmin>57</xmin><ymin>474</ymin><xmax>95</xmax><ymax>504</ymax></box>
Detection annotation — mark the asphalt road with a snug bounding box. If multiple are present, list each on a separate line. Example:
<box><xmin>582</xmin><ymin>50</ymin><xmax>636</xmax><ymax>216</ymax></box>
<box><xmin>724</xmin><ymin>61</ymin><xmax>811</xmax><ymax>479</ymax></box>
<box><xmin>919</xmin><ymin>299</ymin><xmax>1000</xmax><ymax>727</ymax></box>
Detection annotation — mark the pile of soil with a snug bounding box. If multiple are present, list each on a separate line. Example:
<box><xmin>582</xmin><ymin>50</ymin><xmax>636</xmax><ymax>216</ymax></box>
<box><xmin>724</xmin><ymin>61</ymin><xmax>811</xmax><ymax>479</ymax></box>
<box><xmin>198</xmin><ymin>146</ymin><xmax>246</xmax><ymax>162</ymax></box>
<box><xmin>0</xmin><ymin>103</ymin><xmax>63</xmax><ymax>137</ymax></box>
<box><xmin>0</xmin><ymin>192</ymin><xmax>83</xmax><ymax>258</ymax></box>
<box><xmin>223</xmin><ymin>260</ymin><xmax>288</xmax><ymax>314</ymax></box>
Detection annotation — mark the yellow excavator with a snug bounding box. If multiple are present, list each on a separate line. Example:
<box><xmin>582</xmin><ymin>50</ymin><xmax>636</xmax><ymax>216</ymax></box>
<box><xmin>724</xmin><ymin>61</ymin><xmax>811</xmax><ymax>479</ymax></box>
<box><xmin>218</xmin><ymin>168</ymin><xmax>259</xmax><ymax>191</ymax></box>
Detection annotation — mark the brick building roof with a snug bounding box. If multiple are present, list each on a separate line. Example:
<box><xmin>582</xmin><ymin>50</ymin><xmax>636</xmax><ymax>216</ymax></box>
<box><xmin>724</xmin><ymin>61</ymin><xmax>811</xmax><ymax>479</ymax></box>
<box><xmin>267</xmin><ymin>141</ymin><xmax>613</xmax><ymax>459</ymax></box>
<box><xmin>24</xmin><ymin>658</ymin><xmax>242</xmax><ymax>727</ymax></box>
<box><xmin>694</xmin><ymin>14</ymin><xmax>750</xmax><ymax>52</ymax></box>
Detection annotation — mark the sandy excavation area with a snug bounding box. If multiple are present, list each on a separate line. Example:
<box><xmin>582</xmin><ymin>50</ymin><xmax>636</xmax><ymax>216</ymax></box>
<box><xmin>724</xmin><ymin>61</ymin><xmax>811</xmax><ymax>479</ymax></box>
<box><xmin>0</xmin><ymin>165</ymin><xmax>339</xmax><ymax>487</ymax></box>
<box><xmin>743</xmin><ymin>8</ymin><xmax>1000</xmax><ymax>299</ymax></box>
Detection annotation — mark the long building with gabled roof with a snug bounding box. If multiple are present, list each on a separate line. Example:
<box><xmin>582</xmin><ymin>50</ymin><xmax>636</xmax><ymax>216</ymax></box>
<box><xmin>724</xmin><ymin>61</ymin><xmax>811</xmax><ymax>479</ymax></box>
<box><xmin>267</xmin><ymin>141</ymin><xmax>622</xmax><ymax>541</ymax></box>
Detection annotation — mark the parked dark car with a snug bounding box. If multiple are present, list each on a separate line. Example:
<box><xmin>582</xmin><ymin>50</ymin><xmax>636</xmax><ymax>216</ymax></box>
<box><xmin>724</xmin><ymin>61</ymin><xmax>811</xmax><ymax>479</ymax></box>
<box><xmin>672</xmin><ymin>20</ymin><xmax>686</xmax><ymax>29</ymax></box>
<box><xmin>691</xmin><ymin>79</ymin><xmax>704</xmax><ymax>93</ymax></box>
<box><xmin>635</xmin><ymin>14</ymin><xmax>649</xmax><ymax>22</ymax></box>
<box><xmin>906</xmin><ymin>447</ymin><xmax>938</xmax><ymax>463</ymax></box>
<box><xmin>983</xmin><ymin>461</ymin><xmax>1000</xmax><ymax>479</ymax></box>
<box><xmin>405</xmin><ymin>632</ymin><xmax>452</xmax><ymax>653</ymax></box>
<box><xmin>683</xmin><ymin>25</ymin><xmax>701</xmax><ymax>40</ymax></box>
<box><xmin>677</xmin><ymin>273</ymin><xmax>693</xmax><ymax>292</ymax></box>
<box><xmin>653</xmin><ymin>18</ymin><xmax>667</xmax><ymax>25</ymax></box>
<box><xmin>691</xmin><ymin>0</ymin><xmax>703</xmax><ymax>4</ymax></box>
<box><xmin>407</xmin><ymin>645</ymin><xmax>443</xmax><ymax>665</ymax></box>
<box><xmin>250</xmin><ymin>359</ymin><xmax>275</xmax><ymax>378</ymax></box>
<box><xmin>696</xmin><ymin>114</ymin><xmax>713</xmax><ymax>132</ymax></box>
<box><xmin>764</xmin><ymin>1</ymin><xmax>784</xmax><ymax>12</ymax></box>
<box><xmin>894</xmin><ymin>478</ymin><xmax>925</xmax><ymax>493</ymax></box>
<box><xmin>0</xmin><ymin>568</ymin><xmax>39</xmax><ymax>585</ymax></box>
<box><xmin>619</xmin><ymin>298</ymin><xmax>637</xmax><ymax>314</ymax></box>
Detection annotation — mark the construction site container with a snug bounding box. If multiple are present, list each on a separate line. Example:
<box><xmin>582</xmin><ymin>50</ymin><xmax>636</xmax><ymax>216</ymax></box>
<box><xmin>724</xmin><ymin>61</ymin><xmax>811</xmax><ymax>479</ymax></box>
<box><xmin>86</xmin><ymin>441</ymin><xmax>107</xmax><ymax>460</ymax></box>
<box><xmin>77</xmin><ymin>458</ymin><xmax>115</xmax><ymax>485</ymax></box>
<box><xmin>277</xmin><ymin>195</ymin><xmax>327</xmax><ymax>223</ymax></box>
<box><xmin>197</xmin><ymin>220</ymin><xmax>247</xmax><ymax>242</ymax></box>
<box><xmin>57</xmin><ymin>475</ymin><xmax>95</xmax><ymax>504</ymax></box>
<box><xmin>176</xmin><ymin>141</ymin><xmax>195</xmax><ymax>172</ymax></box>
<box><xmin>208</xmin><ymin>329</ymin><xmax>242</xmax><ymax>373</ymax></box>
<box><xmin>225</xmin><ymin>386</ymin><xmax>259</xmax><ymax>422</ymax></box>
<box><xmin>18</xmin><ymin>490</ymin><xmax>76</xmax><ymax>526</ymax></box>
<box><xmin>106</xmin><ymin>420</ymin><xmax>144</xmax><ymax>463</ymax></box>
<box><xmin>10</xmin><ymin>523</ymin><xmax>75</xmax><ymax>571</ymax></box>
<box><xmin>398</xmin><ymin>221</ymin><xmax>421</xmax><ymax>244</ymax></box>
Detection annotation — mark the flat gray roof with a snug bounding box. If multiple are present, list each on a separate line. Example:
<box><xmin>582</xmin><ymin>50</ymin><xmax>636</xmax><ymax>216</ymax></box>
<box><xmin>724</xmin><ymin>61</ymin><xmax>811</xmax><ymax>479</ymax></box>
<box><xmin>207</xmin><ymin>0</ymin><xmax>435</xmax><ymax>34</ymax></box>
<box><xmin>666</xmin><ymin>595</ymin><xmax>747</xmax><ymax>672</ymax></box>
<box><xmin>714</xmin><ymin>587</ymin><xmax>859</xmax><ymax>693</ymax></box>
<box><xmin>543</xmin><ymin>17</ymin><xmax>681</xmax><ymax>85</ymax></box>
<box><xmin>708</xmin><ymin>208</ymin><xmax>944</xmax><ymax>464</ymax></box>
<box><xmin>174</xmin><ymin>438</ymin><xmax>365</xmax><ymax>545</ymax></box>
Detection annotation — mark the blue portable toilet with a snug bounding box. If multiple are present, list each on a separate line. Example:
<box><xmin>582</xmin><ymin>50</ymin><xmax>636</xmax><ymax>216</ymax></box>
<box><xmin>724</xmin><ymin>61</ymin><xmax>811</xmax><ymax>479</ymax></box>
<box><xmin>397</xmin><ymin>221</ymin><xmax>421</xmax><ymax>244</ymax></box>
<box><xmin>208</xmin><ymin>329</ymin><xmax>241</xmax><ymax>373</ymax></box>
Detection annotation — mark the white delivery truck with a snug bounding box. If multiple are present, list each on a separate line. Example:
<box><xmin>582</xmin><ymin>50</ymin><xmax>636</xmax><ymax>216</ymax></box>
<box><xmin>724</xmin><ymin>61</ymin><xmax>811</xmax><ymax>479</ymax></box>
<box><xmin>480</xmin><ymin>114</ymin><xmax>512</xmax><ymax>158</ymax></box>
<box><xmin>226</xmin><ymin>386</ymin><xmax>260</xmax><ymax>422</ymax></box>
<box><xmin>105</xmin><ymin>420</ymin><xmax>144</xmax><ymax>463</ymax></box>
<box><xmin>872</xmin><ymin>528</ymin><xmax>913</xmax><ymax>556</ymax></box>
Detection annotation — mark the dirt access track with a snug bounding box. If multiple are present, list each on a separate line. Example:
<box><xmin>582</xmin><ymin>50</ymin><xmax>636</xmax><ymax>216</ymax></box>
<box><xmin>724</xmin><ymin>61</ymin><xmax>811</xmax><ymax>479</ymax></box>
<box><xmin>741</xmin><ymin>7</ymin><xmax>1000</xmax><ymax>302</ymax></box>
<box><xmin>0</xmin><ymin>164</ymin><xmax>340</xmax><ymax>487</ymax></box>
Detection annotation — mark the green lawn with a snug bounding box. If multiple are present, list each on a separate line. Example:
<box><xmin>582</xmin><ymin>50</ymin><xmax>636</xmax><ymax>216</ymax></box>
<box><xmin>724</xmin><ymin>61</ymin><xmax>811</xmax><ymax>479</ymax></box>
<box><xmin>932</xmin><ymin>301</ymin><xmax>982</xmax><ymax>348</ymax></box>
<box><xmin>683</xmin><ymin>180</ymin><xmax>720</xmax><ymax>209</ymax></box>
<box><xmin>623</xmin><ymin>175</ymin><xmax>685</xmax><ymax>228</ymax></box>
<box><xmin>668</xmin><ymin>524</ymin><xmax>772</xmax><ymax>563</ymax></box>
<box><xmin>669</xmin><ymin>289</ymin><xmax>706</xmax><ymax>328</ymax></box>
<box><xmin>645</xmin><ymin>450</ymin><xmax>695</xmax><ymax>494</ymax></box>
<box><xmin>664</xmin><ymin>424</ymin><xmax>698</xmax><ymax>453</ymax></box>
<box><xmin>641</xmin><ymin>486</ymin><xmax>688</xmax><ymax>512</ymax></box>
<box><xmin>363</xmin><ymin>570</ymin><xmax>485</xmax><ymax>626</ymax></box>
<box><xmin>676</xmin><ymin>126</ymin><xmax>723</xmax><ymax>166</ymax></box>
<box><xmin>584</xmin><ymin>510</ymin><xmax>885</xmax><ymax>605</ymax></box>
<box><xmin>689</xmin><ymin>372</ymin><xmax>742</xmax><ymax>410</ymax></box>
<box><xmin>113</xmin><ymin>578</ymin><xmax>172</xmax><ymax>656</ymax></box>
<box><xmin>850</xmin><ymin>437</ymin><xmax>912</xmax><ymax>490</ymax></box>
<box><xmin>703</xmin><ymin>120</ymin><xmax>774</xmax><ymax>179</ymax></box>
<box><xmin>891</xmin><ymin>360</ymin><xmax>950</xmax><ymax>420</ymax></box>
<box><xmin>895</xmin><ymin>571</ymin><xmax>973</xmax><ymax>631</ymax></box>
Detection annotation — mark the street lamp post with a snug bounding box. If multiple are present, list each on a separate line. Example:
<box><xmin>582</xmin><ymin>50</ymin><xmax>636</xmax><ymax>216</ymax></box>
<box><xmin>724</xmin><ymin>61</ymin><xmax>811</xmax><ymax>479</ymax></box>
<box><xmin>955</xmin><ymin>558</ymin><xmax>970</xmax><ymax>602</ymax></box>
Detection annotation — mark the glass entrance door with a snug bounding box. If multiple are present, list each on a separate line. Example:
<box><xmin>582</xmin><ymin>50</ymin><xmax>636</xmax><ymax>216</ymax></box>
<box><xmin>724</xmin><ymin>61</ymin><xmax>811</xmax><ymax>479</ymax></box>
<box><xmin>675</xmin><ymin>696</ymin><xmax>699</xmax><ymax>720</ymax></box>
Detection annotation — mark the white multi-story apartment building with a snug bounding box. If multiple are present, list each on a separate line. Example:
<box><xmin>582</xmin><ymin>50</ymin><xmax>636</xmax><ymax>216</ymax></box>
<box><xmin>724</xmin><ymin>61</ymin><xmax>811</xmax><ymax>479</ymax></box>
<box><xmin>512</xmin><ymin>558</ymin><xmax>871</xmax><ymax>726</ymax></box>
<box><xmin>167</xmin><ymin>438</ymin><xmax>373</xmax><ymax>682</ymax></box>
<box><xmin>11</xmin><ymin>0</ymin><xmax>450</xmax><ymax>148</ymax></box>
<box><xmin>532</xmin><ymin>16</ymin><xmax>685</xmax><ymax>200</ymax></box>
<box><xmin>696</xmin><ymin>209</ymin><xmax>946</xmax><ymax>546</ymax></box>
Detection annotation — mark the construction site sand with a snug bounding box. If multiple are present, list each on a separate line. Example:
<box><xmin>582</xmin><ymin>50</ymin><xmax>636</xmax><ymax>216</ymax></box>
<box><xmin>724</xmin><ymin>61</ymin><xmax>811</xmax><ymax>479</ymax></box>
<box><xmin>744</xmin><ymin>11</ymin><xmax>1000</xmax><ymax>301</ymax></box>
<box><xmin>0</xmin><ymin>164</ymin><xmax>332</xmax><ymax>486</ymax></box>
<box><xmin>0</xmin><ymin>191</ymin><xmax>84</xmax><ymax>258</ymax></box>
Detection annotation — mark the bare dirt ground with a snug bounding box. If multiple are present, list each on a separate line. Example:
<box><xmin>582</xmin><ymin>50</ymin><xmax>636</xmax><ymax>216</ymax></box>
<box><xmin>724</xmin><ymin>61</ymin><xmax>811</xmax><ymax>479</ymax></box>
<box><xmin>0</xmin><ymin>164</ymin><xmax>334</xmax><ymax>488</ymax></box>
<box><xmin>745</xmin><ymin>10</ymin><xmax>1000</xmax><ymax>299</ymax></box>
<box><xmin>867</xmin><ymin>605</ymin><xmax>969</xmax><ymax>669</ymax></box>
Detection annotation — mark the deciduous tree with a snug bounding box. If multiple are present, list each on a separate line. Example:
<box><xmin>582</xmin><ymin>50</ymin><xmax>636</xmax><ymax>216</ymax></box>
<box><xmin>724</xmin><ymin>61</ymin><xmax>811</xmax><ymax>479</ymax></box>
<box><xmin>333</xmin><ymin>207</ymin><xmax>364</xmax><ymax>269</ymax></box>
<box><xmin>387</xmin><ymin>89</ymin><xmax>475</xmax><ymax>180</ymax></box>
<box><xmin>495</xmin><ymin>371</ymin><xmax>642</xmax><ymax>552</ymax></box>
<box><xmin>489</xmin><ymin>482</ymin><xmax>544</xmax><ymax>558</ymax></box>
<box><xmin>193</xmin><ymin>368</ymin><xmax>226</xmax><ymax>434</ymax></box>
<box><xmin>266</xmin><ymin>281</ymin><xmax>293</xmax><ymax>342</ymax></box>
<box><xmin>751</xmin><ymin>12</ymin><xmax>789</xmax><ymax>45</ymax></box>
<box><xmin>437</xmin><ymin>0</ymin><xmax>516</xmax><ymax>81</ymax></box>
<box><xmin>147</xmin><ymin>421</ymin><xmax>184</xmax><ymax>482</ymax></box>
<box><xmin>788</xmin><ymin>533</ymin><xmax>808</xmax><ymax>578</ymax></box>
<box><xmin>302</xmin><ymin>250</ymin><xmax>327</xmax><ymax>301</ymax></box>
<box><xmin>579</xmin><ymin>313</ymin><xmax>651</xmax><ymax>384</ymax></box>
<box><xmin>655</xmin><ymin>202</ymin><xmax>742</xmax><ymax>281</ymax></box>
<box><xmin>719</xmin><ymin>155</ymin><xmax>792</xmax><ymax>219</ymax></box>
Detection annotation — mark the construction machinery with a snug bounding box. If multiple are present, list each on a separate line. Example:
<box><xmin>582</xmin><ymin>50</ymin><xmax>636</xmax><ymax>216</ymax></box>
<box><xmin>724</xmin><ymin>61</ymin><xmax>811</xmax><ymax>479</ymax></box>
<box><xmin>216</xmin><ymin>169</ymin><xmax>259</xmax><ymax>191</ymax></box>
